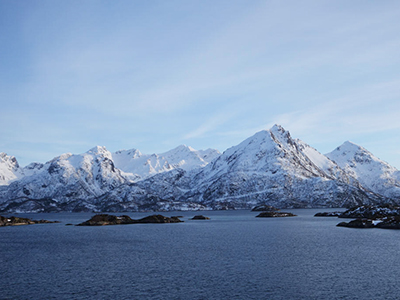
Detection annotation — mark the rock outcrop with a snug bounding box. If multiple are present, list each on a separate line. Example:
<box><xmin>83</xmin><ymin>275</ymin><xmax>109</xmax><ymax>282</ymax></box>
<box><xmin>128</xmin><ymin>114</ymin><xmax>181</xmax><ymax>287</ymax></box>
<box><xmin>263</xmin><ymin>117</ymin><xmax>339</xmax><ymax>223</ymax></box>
<box><xmin>77</xmin><ymin>214</ymin><xmax>183</xmax><ymax>226</ymax></box>
<box><xmin>314</xmin><ymin>211</ymin><xmax>343</xmax><ymax>217</ymax></box>
<box><xmin>190</xmin><ymin>215</ymin><xmax>210</xmax><ymax>220</ymax></box>
<box><xmin>0</xmin><ymin>215</ymin><xmax>59</xmax><ymax>226</ymax></box>
<box><xmin>256</xmin><ymin>211</ymin><xmax>296</xmax><ymax>218</ymax></box>
<box><xmin>335</xmin><ymin>205</ymin><xmax>400</xmax><ymax>229</ymax></box>
<box><xmin>337</xmin><ymin>219</ymin><xmax>375</xmax><ymax>228</ymax></box>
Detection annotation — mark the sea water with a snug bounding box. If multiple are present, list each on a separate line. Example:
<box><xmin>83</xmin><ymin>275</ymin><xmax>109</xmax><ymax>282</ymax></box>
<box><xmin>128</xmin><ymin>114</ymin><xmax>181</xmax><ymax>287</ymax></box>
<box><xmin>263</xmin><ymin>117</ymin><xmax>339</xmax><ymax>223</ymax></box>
<box><xmin>1</xmin><ymin>209</ymin><xmax>400</xmax><ymax>299</ymax></box>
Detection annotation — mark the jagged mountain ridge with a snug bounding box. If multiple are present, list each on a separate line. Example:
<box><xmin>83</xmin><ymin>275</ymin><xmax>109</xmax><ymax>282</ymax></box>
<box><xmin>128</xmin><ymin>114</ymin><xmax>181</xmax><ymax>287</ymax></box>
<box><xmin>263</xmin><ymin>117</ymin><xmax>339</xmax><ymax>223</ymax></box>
<box><xmin>0</xmin><ymin>125</ymin><xmax>397</xmax><ymax>212</ymax></box>
<box><xmin>0</xmin><ymin>146</ymin><xmax>126</xmax><ymax>205</ymax></box>
<box><xmin>0</xmin><ymin>144</ymin><xmax>221</xmax><ymax>211</ymax></box>
<box><xmin>181</xmin><ymin>125</ymin><xmax>384</xmax><ymax>209</ymax></box>
<box><xmin>88</xmin><ymin>125</ymin><xmax>388</xmax><ymax>212</ymax></box>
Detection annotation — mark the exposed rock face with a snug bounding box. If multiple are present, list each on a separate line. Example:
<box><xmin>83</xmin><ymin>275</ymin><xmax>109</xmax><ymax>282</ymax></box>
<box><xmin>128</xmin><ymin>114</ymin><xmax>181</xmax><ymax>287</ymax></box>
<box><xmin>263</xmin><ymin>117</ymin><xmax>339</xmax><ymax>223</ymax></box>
<box><xmin>256</xmin><ymin>211</ymin><xmax>296</xmax><ymax>218</ymax></box>
<box><xmin>77</xmin><ymin>214</ymin><xmax>183</xmax><ymax>226</ymax></box>
<box><xmin>0</xmin><ymin>215</ymin><xmax>59</xmax><ymax>226</ymax></box>
<box><xmin>190</xmin><ymin>215</ymin><xmax>210</xmax><ymax>220</ymax></box>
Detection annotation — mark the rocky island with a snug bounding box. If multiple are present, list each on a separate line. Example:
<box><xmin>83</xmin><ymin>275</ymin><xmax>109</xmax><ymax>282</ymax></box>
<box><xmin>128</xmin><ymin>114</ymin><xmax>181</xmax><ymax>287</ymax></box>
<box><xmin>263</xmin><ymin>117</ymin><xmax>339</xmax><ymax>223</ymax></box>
<box><xmin>77</xmin><ymin>214</ymin><xmax>183</xmax><ymax>226</ymax></box>
<box><xmin>190</xmin><ymin>215</ymin><xmax>210</xmax><ymax>220</ymax></box>
<box><xmin>256</xmin><ymin>211</ymin><xmax>297</xmax><ymax>218</ymax></box>
<box><xmin>315</xmin><ymin>205</ymin><xmax>400</xmax><ymax>229</ymax></box>
<box><xmin>0</xmin><ymin>215</ymin><xmax>59</xmax><ymax>226</ymax></box>
<box><xmin>252</xmin><ymin>205</ymin><xmax>296</xmax><ymax>217</ymax></box>
<box><xmin>314</xmin><ymin>211</ymin><xmax>343</xmax><ymax>217</ymax></box>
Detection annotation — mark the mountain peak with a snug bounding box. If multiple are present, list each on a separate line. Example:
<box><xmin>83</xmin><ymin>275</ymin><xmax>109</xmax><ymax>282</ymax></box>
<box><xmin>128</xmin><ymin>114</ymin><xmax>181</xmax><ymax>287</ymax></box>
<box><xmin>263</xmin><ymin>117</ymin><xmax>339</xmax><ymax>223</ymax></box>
<box><xmin>332</xmin><ymin>141</ymin><xmax>369</xmax><ymax>157</ymax></box>
<box><xmin>87</xmin><ymin>146</ymin><xmax>109</xmax><ymax>155</ymax></box>
<box><xmin>0</xmin><ymin>152</ymin><xmax>20</xmax><ymax>169</ymax></box>
<box><xmin>270</xmin><ymin>124</ymin><xmax>290</xmax><ymax>137</ymax></box>
<box><xmin>268</xmin><ymin>124</ymin><xmax>294</xmax><ymax>148</ymax></box>
<box><xmin>342</xmin><ymin>140</ymin><xmax>362</xmax><ymax>149</ymax></box>
<box><xmin>171</xmin><ymin>144</ymin><xmax>196</xmax><ymax>152</ymax></box>
<box><xmin>270</xmin><ymin>124</ymin><xmax>286</xmax><ymax>132</ymax></box>
<box><xmin>0</xmin><ymin>152</ymin><xmax>23</xmax><ymax>185</ymax></box>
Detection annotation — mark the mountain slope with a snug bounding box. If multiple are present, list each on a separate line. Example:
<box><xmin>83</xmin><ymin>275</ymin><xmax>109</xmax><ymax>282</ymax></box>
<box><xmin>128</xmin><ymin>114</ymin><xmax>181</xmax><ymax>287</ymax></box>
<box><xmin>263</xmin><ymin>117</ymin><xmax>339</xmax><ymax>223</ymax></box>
<box><xmin>326</xmin><ymin>141</ymin><xmax>400</xmax><ymax>200</ymax></box>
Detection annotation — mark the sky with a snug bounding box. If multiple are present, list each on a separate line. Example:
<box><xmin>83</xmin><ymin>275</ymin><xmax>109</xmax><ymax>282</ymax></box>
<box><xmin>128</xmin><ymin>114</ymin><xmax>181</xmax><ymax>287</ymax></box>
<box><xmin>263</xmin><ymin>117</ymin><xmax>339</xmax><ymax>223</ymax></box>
<box><xmin>1</xmin><ymin>0</ymin><xmax>400</xmax><ymax>168</ymax></box>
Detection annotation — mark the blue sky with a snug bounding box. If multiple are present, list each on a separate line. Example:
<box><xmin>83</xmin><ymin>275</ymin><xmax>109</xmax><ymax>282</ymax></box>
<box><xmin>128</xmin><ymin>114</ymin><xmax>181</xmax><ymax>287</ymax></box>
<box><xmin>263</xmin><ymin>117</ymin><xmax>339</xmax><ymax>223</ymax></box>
<box><xmin>1</xmin><ymin>0</ymin><xmax>400</xmax><ymax>168</ymax></box>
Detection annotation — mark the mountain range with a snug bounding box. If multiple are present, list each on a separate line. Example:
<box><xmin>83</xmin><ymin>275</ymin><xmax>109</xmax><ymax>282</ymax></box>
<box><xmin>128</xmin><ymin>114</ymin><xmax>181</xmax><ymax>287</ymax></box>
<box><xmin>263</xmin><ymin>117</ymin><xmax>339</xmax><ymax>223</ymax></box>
<box><xmin>1</xmin><ymin>124</ymin><xmax>399</xmax><ymax>213</ymax></box>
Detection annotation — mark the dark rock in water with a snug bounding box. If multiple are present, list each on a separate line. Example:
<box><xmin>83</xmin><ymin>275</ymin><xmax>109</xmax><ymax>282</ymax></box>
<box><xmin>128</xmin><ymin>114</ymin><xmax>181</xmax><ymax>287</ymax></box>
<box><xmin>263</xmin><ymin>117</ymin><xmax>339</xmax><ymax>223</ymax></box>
<box><xmin>337</xmin><ymin>219</ymin><xmax>375</xmax><ymax>228</ymax></box>
<box><xmin>256</xmin><ymin>211</ymin><xmax>296</xmax><ymax>218</ymax></box>
<box><xmin>35</xmin><ymin>219</ymin><xmax>61</xmax><ymax>224</ymax></box>
<box><xmin>77</xmin><ymin>214</ymin><xmax>133</xmax><ymax>226</ymax></box>
<box><xmin>251</xmin><ymin>205</ymin><xmax>280</xmax><ymax>212</ymax></box>
<box><xmin>136</xmin><ymin>215</ymin><xmax>183</xmax><ymax>223</ymax></box>
<box><xmin>375</xmin><ymin>216</ymin><xmax>400</xmax><ymax>229</ymax></box>
<box><xmin>77</xmin><ymin>214</ymin><xmax>183</xmax><ymax>226</ymax></box>
<box><xmin>314</xmin><ymin>211</ymin><xmax>343</xmax><ymax>217</ymax></box>
<box><xmin>339</xmin><ymin>205</ymin><xmax>400</xmax><ymax>220</ymax></box>
<box><xmin>0</xmin><ymin>216</ymin><xmax>34</xmax><ymax>226</ymax></box>
<box><xmin>0</xmin><ymin>215</ymin><xmax>59</xmax><ymax>226</ymax></box>
<box><xmin>190</xmin><ymin>215</ymin><xmax>210</xmax><ymax>220</ymax></box>
<box><xmin>335</xmin><ymin>205</ymin><xmax>400</xmax><ymax>230</ymax></box>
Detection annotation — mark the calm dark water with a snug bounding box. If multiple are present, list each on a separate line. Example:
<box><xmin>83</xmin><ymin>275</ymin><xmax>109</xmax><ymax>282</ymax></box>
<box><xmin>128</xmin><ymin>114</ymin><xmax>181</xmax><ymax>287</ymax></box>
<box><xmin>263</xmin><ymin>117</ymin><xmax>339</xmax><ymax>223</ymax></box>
<box><xmin>1</xmin><ymin>209</ymin><xmax>400</xmax><ymax>300</ymax></box>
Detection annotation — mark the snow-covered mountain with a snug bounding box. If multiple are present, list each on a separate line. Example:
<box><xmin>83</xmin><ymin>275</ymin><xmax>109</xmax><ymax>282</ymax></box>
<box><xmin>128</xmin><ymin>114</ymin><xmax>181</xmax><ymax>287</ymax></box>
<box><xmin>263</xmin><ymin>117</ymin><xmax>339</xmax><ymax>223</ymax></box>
<box><xmin>0</xmin><ymin>144</ymin><xmax>221</xmax><ymax>212</ymax></box>
<box><xmin>0</xmin><ymin>153</ymin><xmax>23</xmax><ymax>185</ymax></box>
<box><xmin>0</xmin><ymin>146</ymin><xmax>126</xmax><ymax>210</ymax></box>
<box><xmin>326</xmin><ymin>141</ymin><xmax>400</xmax><ymax>200</ymax></box>
<box><xmin>111</xmin><ymin>145</ymin><xmax>220</xmax><ymax>182</ymax></box>
<box><xmin>112</xmin><ymin>149</ymin><xmax>172</xmax><ymax>182</ymax></box>
<box><xmin>82</xmin><ymin>125</ymin><xmax>387</xmax><ymax>212</ymax></box>
<box><xmin>0</xmin><ymin>125</ymin><xmax>396</xmax><ymax>213</ymax></box>
<box><xmin>185</xmin><ymin>125</ymin><xmax>381</xmax><ymax>209</ymax></box>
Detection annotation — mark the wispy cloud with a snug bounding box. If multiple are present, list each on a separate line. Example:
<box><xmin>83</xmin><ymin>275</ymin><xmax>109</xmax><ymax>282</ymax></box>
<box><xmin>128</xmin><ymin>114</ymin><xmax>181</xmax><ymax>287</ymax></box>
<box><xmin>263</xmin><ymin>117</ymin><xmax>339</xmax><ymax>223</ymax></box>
<box><xmin>2</xmin><ymin>1</ymin><xmax>400</xmax><ymax>167</ymax></box>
